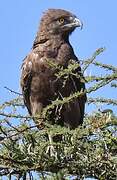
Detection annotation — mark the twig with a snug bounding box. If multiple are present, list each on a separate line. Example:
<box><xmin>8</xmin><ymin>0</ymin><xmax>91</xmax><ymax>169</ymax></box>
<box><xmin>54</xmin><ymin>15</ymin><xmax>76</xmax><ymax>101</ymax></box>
<box><xmin>0</xmin><ymin>112</ymin><xmax>31</xmax><ymax>119</ymax></box>
<box><xmin>86</xmin><ymin>73</ymin><xmax>117</xmax><ymax>83</ymax></box>
<box><xmin>92</xmin><ymin>61</ymin><xmax>117</xmax><ymax>72</ymax></box>
<box><xmin>4</xmin><ymin>86</ymin><xmax>22</xmax><ymax>96</ymax></box>
<box><xmin>4</xmin><ymin>125</ymin><xmax>38</xmax><ymax>139</ymax></box>
<box><xmin>0</xmin><ymin>112</ymin><xmax>45</xmax><ymax>122</ymax></box>
<box><xmin>82</xmin><ymin>47</ymin><xmax>105</xmax><ymax>72</ymax></box>
<box><xmin>88</xmin><ymin>97</ymin><xmax>117</xmax><ymax>106</ymax></box>
<box><xmin>82</xmin><ymin>59</ymin><xmax>117</xmax><ymax>72</ymax></box>
<box><xmin>0</xmin><ymin>155</ymin><xmax>31</xmax><ymax>166</ymax></box>
<box><xmin>0</xmin><ymin>97</ymin><xmax>23</xmax><ymax>110</ymax></box>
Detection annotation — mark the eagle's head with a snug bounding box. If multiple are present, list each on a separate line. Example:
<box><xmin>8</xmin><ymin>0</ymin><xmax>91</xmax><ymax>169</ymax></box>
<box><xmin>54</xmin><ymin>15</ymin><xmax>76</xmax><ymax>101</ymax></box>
<box><xmin>38</xmin><ymin>9</ymin><xmax>83</xmax><ymax>39</ymax></box>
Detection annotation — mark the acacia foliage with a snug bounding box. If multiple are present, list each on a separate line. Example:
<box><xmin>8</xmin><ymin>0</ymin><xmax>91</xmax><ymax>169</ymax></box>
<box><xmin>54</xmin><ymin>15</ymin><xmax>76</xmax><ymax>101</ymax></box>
<box><xmin>0</xmin><ymin>48</ymin><xmax>117</xmax><ymax>180</ymax></box>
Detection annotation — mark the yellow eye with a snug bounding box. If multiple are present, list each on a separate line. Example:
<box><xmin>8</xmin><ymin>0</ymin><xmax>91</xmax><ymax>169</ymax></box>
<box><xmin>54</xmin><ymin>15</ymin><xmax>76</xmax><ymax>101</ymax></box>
<box><xmin>59</xmin><ymin>18</ymin><xmax>65</xmax><ymax>24</ymax></box>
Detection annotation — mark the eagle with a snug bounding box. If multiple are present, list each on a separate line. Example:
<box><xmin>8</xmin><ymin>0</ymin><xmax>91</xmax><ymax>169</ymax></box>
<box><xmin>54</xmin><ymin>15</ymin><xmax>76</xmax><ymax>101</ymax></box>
<box><xmin>20</xmin><ymin>9</ymin><xmax>86</xmax><ymax>129</ymax></box>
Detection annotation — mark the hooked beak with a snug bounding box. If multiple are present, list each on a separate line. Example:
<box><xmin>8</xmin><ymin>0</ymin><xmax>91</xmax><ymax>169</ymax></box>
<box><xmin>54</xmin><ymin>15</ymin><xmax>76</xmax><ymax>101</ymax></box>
<box><xmin>73</xmin><ymin>17</ymin><xmax>83</xmax><ymax>30</ymax></box>
<box><xmin>63</xmin><ymin>17</ymin><xmax>83</xmax><ymax>30</ymax></box>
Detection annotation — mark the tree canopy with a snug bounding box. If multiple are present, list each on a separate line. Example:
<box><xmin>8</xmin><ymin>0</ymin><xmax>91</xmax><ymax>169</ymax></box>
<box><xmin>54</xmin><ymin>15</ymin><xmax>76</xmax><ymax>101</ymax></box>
<box><xmin>0</xmin><ymin>48</ymin><xmax>117</xmax><ymax>180</ymax></box>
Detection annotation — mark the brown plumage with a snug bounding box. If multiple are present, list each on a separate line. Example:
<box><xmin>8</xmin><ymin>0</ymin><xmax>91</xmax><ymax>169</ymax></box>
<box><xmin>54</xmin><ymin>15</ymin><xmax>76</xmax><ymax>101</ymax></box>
<box><xmin>20</xmin><ymin>9</ymin><xmax>86</xmax><ymax>129</ymax></box>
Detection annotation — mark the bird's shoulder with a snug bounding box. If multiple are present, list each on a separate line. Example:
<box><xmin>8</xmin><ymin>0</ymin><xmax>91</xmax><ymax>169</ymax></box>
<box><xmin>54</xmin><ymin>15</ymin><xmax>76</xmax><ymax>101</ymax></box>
<box><xmin>21</xmin><ymin>50</ymin><xmax>49</xmax><ymax>74</ymax></box>
<box><xmin>20</xmin><ymin>51</ymin><xmax>41</xmax><ymax>87</ymax></box>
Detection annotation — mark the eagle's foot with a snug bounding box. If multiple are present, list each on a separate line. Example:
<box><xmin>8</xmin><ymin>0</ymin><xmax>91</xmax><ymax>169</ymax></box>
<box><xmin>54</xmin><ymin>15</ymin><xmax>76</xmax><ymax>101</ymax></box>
<box><xmin>46</xmin><ymin>134</ymin><xmax>57</xmax><ymax>159</ymax></box>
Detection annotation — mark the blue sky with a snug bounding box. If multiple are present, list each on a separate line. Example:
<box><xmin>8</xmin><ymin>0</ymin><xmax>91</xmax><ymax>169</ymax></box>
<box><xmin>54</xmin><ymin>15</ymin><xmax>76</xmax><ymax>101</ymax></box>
<box><xmin>0</xmin><ymin>0</ymin><xmax>117</xmax><ymax>113</ymax></box>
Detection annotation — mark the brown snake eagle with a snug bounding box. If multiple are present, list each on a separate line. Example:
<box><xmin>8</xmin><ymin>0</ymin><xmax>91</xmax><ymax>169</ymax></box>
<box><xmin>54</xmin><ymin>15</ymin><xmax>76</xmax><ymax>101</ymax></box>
<box><xmin>20</xmin><ymin>9</ymin><xmax>87</xmax><ymax>129</ymax></box>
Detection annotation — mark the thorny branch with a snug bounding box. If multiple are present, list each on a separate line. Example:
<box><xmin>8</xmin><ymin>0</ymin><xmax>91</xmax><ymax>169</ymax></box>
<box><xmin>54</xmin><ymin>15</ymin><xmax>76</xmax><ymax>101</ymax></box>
<box><xmin>4</xmin><ymin>86</ymin><xmax>22</xmax><ymax>96</ymax></box>
<box><xmin>0</xmin><ymin>48</ymin><xmax>117</xmax><ymax>179</ymax></box>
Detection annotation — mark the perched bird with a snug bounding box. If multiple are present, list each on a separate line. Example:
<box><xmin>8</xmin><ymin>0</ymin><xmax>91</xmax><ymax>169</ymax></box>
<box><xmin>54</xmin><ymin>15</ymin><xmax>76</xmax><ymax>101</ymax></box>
<box><xmin>20</xmin><ymin>9</ymin><xmax>86</xmax><ymax>129</ymax></box>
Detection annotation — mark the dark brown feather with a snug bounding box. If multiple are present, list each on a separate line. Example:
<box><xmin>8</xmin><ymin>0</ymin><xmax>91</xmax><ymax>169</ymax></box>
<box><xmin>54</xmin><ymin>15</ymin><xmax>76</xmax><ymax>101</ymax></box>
<box><xmin>20</xmin><ymin>9</ymin><xmax>86</xmax><ymax>129</ymax></box>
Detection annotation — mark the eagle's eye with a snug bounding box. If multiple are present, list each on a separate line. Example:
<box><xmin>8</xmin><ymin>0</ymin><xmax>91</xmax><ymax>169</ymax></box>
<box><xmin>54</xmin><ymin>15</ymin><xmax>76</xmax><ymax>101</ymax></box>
<box><xmin>59</xmin><ymin>18</ymin><xmax>65</xmax><ymax>24</ymax></box>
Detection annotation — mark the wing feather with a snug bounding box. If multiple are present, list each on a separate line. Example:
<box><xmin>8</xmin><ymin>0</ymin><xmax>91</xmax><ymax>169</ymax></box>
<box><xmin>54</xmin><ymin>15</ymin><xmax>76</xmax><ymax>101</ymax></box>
<box><xmin>20</xmin><ymin>54</ymin><xmax>33</xmax><ymax>115</ymax></box>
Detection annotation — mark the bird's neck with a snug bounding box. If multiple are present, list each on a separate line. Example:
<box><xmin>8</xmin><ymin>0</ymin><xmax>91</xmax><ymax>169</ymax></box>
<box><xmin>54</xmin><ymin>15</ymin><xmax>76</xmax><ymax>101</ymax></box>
<box><xmin>33</xmin><ymin>31</ymin><xmax>70</xmax><ymax>49</ymax></box>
